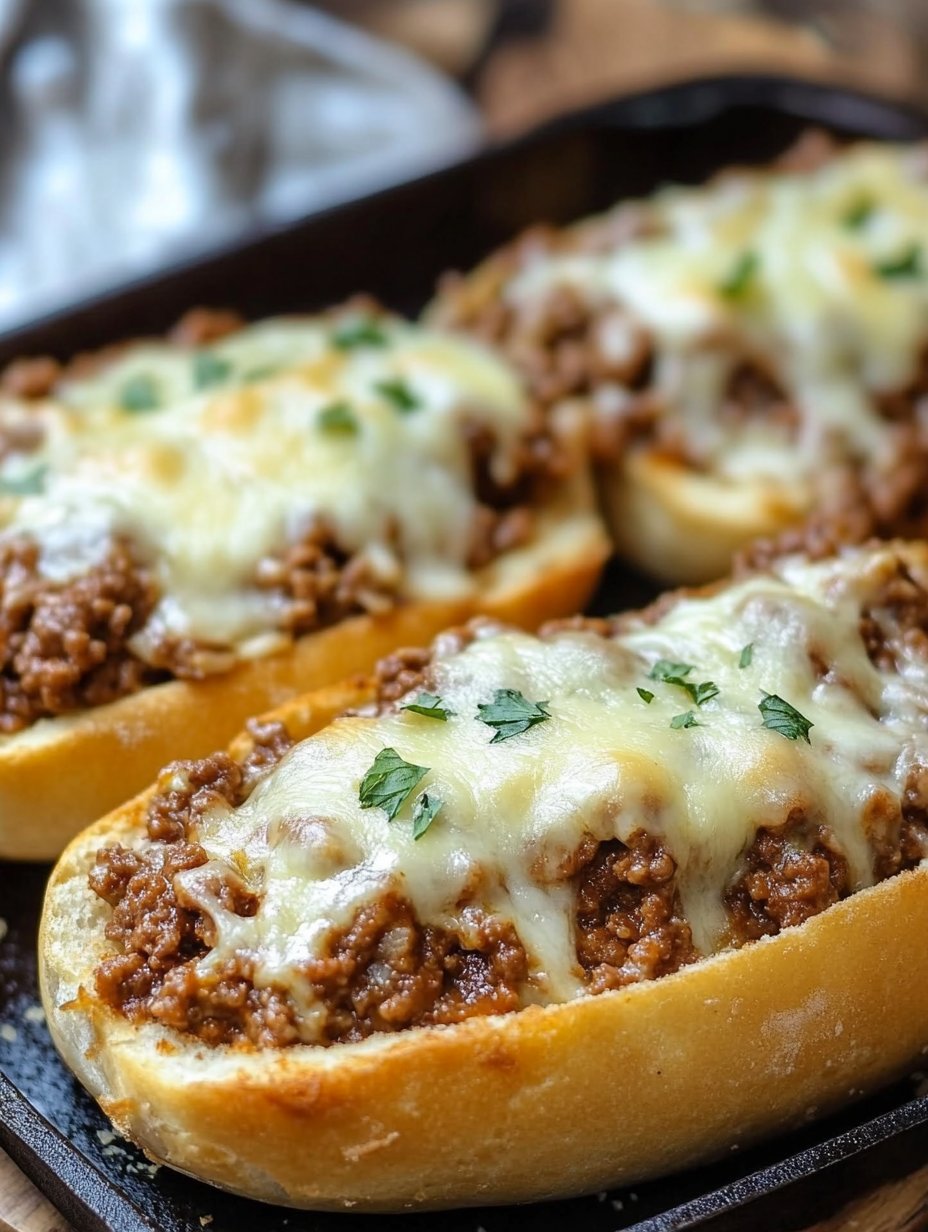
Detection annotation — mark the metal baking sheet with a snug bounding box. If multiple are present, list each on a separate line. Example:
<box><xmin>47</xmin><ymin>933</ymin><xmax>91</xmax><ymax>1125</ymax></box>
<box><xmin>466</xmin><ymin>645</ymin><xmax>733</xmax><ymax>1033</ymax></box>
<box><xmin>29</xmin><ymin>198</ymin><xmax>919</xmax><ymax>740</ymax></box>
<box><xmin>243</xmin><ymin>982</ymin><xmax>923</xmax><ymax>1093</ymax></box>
<box><xmin>3</xmin><ymin>73</ymin><xmax>928</xmax><ymax>1232</ymax></box>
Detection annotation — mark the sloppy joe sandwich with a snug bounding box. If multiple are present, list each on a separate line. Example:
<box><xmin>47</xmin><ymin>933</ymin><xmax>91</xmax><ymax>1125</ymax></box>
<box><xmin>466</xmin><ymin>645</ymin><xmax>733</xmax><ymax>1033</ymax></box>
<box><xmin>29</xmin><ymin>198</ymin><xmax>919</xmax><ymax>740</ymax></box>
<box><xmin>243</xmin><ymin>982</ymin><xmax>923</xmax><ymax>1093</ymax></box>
<box><xmin>0</xmin><ymin>307</ymin><xmax>606</xmax><ymax>858</ymax></box>
<box><xmin>430</xmin><ymin>135</ymin><xmax>928</xmax><ymax>583</ymax></box>
<box><xmin>41</xmin><ymin>538</ymin><xmax>928</xmax><ymax>1209</ymax></box>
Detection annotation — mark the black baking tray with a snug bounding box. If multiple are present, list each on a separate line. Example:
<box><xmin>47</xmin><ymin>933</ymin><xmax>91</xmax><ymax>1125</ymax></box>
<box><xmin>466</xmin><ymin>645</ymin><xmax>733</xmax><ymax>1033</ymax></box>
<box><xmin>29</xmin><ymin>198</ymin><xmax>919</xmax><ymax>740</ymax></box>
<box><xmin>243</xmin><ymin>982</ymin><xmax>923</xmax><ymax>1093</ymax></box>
<box><xmin>4</xmin><ymin>73</ymin><xmax>928</xmax><ymax>1232</ymax></box>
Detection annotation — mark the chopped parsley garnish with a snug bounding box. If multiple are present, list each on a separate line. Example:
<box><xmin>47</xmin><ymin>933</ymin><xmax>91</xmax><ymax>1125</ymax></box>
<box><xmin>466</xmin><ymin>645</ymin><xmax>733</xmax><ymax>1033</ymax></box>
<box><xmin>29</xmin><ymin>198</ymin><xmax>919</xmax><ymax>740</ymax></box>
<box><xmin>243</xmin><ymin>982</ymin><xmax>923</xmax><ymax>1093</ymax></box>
<box><xmin>119</xmin><ymin>373</ymin><xmax>161</xmax><ymax>412</ymax></box>
<box><xmin>648</xmin><ymin>659</ymin><xmax>695</xmax><ymax>686</ymax></box>
<box><xmin>412</xmin><ymin>793</ymin><xmax>442</xmax><ymax>840</ymax></box>
<box><xmin>359</xmin><ymin>747</ymin><xmax>428</xmax><ymax>821</ymax></box>
<box><xmin>670</xmin><ymin>710</ymin><xmax>700</xmax><ymax>730</ymax></box>
<box><xmin>739</xmin><ymin>643</ymin><xmax>754</xmax><ymax>669</ymax></box>
<box><xmin>874</xmin><ymin>243</ymin><xmax>923</xmax><ymax>280</ymax></box>
<box><xmin>476</xmin><ymin>688</ymin><xmax>551</xmax><ymax>743</ymax></box>
<box><xmin>636</xmin><ymin>687</ymin><xmax>654</xmax><ymax>704</ymax></box>
<box><xmin>690</xmin><ymin>680</ymin><xmax>720</xmax><ymax>706</ymax></box>
<box><xmin>375</xmin><ymin>377</ymin><xmax>420</xmax><ymax>413</ymax></box>
<box><xmin>758</xmin><ymin>692</ymin><xmax>813</xmax><ymax>743</ymax></box>
<box><xmin>242</xmin><ymin>365</ymin><xmax>278</xmax><ymax>384</ymax></box>
<box><xmin>316</xmin><ymin>401</ymin><xmax>358</xmax><ymax>435</ymax></box>
<box><xmin>332</xmin><ymin>318</ymin><xmax>388</xmax><ymax>350</ymax></box>
<box><xmin>842</xmin><ymin>196</ymin><xmax>875</xmax><ymax>229</ymax></box>
<box><xmin>648</xmin><ymin>659</ymin><xmax>717</xmax><ymax>706</ymax></box>
<box><xmin>718</xmin><ymin>251</ymin><xmax>759</xmax><ymax>298</ymax></box>
<box><xmin>401</xmin><ymin>691</ymin><xmax>454</xmax><ymax>721</ymax></box>
<box><xmin>0</xmin><ymin>464</ymin><xmax>47</xmax><ymax>496</ymax></box>
<box><xmin>193</xmin><ymin>353</ymin><xmax>232</xmax><ymax>390</ymax></box>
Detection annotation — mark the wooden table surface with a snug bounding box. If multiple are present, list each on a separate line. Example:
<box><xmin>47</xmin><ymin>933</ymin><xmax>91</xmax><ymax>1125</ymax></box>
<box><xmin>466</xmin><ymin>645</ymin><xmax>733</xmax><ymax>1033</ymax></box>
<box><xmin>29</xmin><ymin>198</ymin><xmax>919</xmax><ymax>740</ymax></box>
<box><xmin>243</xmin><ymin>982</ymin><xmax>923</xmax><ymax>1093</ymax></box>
<box><xmin>3</xmin><ymin>2</ymin><xmax>928</xmax><ymax>1230</ymax></box>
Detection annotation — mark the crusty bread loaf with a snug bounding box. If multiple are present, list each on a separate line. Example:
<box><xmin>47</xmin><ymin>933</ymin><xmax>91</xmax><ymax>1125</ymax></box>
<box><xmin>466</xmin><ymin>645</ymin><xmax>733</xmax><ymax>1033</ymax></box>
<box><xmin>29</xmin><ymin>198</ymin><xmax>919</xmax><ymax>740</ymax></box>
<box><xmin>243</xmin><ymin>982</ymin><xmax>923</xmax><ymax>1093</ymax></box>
<box><xmin>40</xmin><ymin>539</ymin><xmax>928</xmax><ymax>1210</ymax></box>
<box><xmin>428</xmin><ymin>138</ymin><xmax>928</xmax><ymax>585</ymax></box>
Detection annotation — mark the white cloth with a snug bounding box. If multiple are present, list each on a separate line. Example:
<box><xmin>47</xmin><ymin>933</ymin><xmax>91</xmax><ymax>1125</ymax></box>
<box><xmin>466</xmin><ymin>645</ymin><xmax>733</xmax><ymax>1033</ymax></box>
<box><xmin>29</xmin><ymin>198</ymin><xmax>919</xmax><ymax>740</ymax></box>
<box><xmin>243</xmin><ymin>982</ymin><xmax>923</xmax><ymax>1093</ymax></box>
<box><xmin>0</xmin><ymin>0</ymin><xmax>481</xmax><ymax>329</ymax></box>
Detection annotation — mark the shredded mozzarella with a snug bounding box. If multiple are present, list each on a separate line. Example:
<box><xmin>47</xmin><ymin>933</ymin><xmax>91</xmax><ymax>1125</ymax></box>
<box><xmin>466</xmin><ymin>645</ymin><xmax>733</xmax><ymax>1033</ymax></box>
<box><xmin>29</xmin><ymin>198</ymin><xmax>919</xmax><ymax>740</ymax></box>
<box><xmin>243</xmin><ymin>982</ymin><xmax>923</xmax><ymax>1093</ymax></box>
<box><xmin>508</xmin><ymin>143</ymin><xmax>928</xmax><ymax>488</ymax></box>
<box><xmin>176</xmin><ymin>543</ymin><xmax>928</xmax><ymax>1041</ymax></box>
<box><xmin>0</xmin><ymin>317</ymin><xmax>533</xmax><ymax>655</ymax></box>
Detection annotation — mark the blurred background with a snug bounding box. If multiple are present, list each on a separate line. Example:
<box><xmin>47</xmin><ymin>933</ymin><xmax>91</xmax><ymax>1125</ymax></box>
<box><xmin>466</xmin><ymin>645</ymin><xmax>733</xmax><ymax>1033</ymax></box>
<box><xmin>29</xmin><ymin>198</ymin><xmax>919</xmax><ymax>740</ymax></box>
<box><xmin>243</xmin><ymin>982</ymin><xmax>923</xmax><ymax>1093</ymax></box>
<box><xmin>0</xmin><ymin>0</ymin><xmax>926</xmax><ymax>333</ymax></box>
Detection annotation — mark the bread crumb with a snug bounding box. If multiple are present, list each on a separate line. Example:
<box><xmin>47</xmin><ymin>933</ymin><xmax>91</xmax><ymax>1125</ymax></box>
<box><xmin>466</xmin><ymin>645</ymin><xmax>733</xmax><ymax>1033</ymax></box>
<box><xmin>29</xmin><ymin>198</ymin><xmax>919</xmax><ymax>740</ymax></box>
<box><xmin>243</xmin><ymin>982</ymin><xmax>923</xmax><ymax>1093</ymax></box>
<box><xmin>127</xmin><ymin>1161</ymin><xmax>160</xmax><ymax>1179</ymax></box>
<box><xmin>24</xmin><ymin>1004</ymin><xmax>45</xmax><ymax>1024</ymax></box>
<box><xmin>611</xmin><ymin>1199</ymin><xmax>624</xmax><ymax>1211</ymax></box>
<box><xmin>199</xmin><ymin>1217</ymin><xmax>213</xmax><ymax>1227</ymax></box>
<box><xmin>97</xmin><ymin>1129</ymin><xmax>116</xmax><ymax>1146</ymax></box>
<box><xmin>0</xmin><ymin>1023</ymin><xmax>17</xmax><ymax>1043</ymax></box>
<box><xmin>0</xmin><ymin>918</ymin><xmax>7</xmax><ymax>942</ymax></box>
<box><xmin>596</xmin><ymin>1192</ymin><xmax>608</xmax><ymax>1202</ymax></box>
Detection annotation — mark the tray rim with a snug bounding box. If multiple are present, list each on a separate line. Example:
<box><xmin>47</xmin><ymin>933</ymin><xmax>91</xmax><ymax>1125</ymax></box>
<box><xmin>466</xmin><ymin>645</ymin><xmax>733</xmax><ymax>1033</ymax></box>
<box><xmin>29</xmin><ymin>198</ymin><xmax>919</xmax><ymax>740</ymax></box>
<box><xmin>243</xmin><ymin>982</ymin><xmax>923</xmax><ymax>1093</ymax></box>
<box><xmin>0</xmin><ymin>70</ymin><xmax>926</xmax><ymax>357</ymax></box>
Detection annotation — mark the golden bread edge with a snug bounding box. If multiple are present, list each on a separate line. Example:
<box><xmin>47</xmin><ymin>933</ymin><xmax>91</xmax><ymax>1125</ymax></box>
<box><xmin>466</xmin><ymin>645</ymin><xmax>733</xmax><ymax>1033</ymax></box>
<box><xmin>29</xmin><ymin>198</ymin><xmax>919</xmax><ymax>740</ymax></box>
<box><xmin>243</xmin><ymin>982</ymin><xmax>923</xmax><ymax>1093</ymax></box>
<box><xmin>39</xmin><ymin>618</ymin><xmax>928</xmax><ymax>1209</ymax></box>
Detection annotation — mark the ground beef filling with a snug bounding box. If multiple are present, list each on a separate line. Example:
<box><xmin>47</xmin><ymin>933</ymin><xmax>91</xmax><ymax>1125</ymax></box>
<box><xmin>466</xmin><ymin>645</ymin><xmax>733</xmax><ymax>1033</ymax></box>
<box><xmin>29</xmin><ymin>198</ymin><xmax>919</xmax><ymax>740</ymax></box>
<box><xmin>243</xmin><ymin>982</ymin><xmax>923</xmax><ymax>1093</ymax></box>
<box><xmin>92</xmin><ymin>734</ymin><xmax>298</xmax><ymax>1045</ymax></box>
<box><xmin>306</xmin><ymin>896</ymin><xmax>527</xmax><ymax>1044</ymax></box>
<box><xmin>0</xmin><ymin>536</ymin><xmax>162</xmax><ymax>732</ymax></box>
<box><xmin>369</xmin><ymin>622</ymin><xmax>483</xmax><ymax>711</ymax></box>
<box><xmin>725</xmin><ymin>814</ymin><xmax>850</xmax><ymax>944</ymax></box>
<box><xmin>253</xmin><ymin>518</ymin><xmax>402</xmax><ymax>642</ymax></box>
<box><xmin>0</xmin><ymin>519</ymin><xmax>410</xmax><ymax>722</ymax></box>
<box><xmin>91</xmin><ymin>781</ymin><xmax>927</xmax><ymax>1046</ymax></box>
<box><xmin>859</xmin><ymin>554</ymin><xmax>928</xmax><ymax>673</ymax></box>
<box><xmin>574</xmin><ymin>831</ymin><xmax>697</xmax><ymax>990</ymax></box>
<box><xmin>0</xmin><ymin>368</ymin><xmax>561</xmax><ymax>720</ymax></box>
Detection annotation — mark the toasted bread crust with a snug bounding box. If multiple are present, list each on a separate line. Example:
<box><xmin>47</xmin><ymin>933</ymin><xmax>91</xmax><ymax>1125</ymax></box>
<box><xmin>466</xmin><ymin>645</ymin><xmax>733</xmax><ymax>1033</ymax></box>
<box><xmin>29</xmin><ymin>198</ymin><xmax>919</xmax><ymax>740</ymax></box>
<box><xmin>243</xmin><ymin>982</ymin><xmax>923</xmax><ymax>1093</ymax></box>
<box><xmin>603</xmin><ymin>451</ymin><xmax>811</xmax><ymax>585</ymax></box>
<box><xmin>2</xmin><ymin>465</ymin><xmax>607</xmax><ymax>860</ymax></box>
<box><xmin>40</xmin><ymin>636</ymin><xmax>928</xmax><ymax>1210</ymax></box>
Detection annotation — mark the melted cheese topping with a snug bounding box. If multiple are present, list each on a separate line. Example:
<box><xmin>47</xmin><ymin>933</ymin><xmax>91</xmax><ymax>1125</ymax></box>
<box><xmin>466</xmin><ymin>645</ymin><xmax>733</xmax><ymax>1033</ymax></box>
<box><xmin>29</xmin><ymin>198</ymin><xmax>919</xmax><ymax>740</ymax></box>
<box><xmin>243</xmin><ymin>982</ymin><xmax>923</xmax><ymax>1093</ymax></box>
<box><xmin>0</xmin><ymin>317</ymin><xmax>533</xmax><ymax>655</ymax></box>
<box><xmin>507</xmin><ymin>143</ymin><xmax>928</xmax><ymax>488</ymax></box>
<box><xmin>176</xmin><ymin>543</ymin><xmax>928</xmax><ymax>1041</ymax></box>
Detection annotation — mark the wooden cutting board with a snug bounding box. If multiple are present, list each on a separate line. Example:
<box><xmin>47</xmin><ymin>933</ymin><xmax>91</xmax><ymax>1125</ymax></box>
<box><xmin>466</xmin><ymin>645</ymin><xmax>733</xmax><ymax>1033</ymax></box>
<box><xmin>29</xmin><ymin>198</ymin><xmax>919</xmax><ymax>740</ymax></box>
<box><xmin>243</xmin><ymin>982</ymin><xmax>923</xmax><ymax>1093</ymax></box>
<box><xmin>0</xmin><ymin>1148</ymin><xmax>74</xmax><ymax>1232</ymax></box>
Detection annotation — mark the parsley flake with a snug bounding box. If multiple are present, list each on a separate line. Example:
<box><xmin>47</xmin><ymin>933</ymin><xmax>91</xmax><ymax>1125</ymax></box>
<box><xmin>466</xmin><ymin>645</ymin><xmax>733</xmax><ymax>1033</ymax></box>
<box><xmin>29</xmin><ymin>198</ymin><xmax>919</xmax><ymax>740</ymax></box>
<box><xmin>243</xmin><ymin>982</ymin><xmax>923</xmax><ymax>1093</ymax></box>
<box><xmin>476</xmin><ymin>688</ymin><xmax>551</xmax><ymax>743</ymax></box>
<box><xmin>412</xmin><ymin>793</ymin><xmax>442</xmax><ymax>840</ymax></box>
<box><xmin>316</xmin><ymin>401</ymin><xmax>358</xmax><ymax>435</ymax></box>
<box><xmin>375</xmin><ymin>377</ymin><xmax>420</xmax><ymax>413</ymax></box>
<box><xmin>718</xmin><ymin>251</ymin><xmax>759</xmax><ymax>298</ymax></box>
<box><xmin>636</xmin><ymin>687</ymin><xmax>654</xmax><ymax>704</ymax></box>
<box><xmin>874</xmin><ymin>243</ymin><xmax>923</xmax><ymax>280</ymax></box>
<box><xmin>759</xmin><ymin>692</ymin><xmax>813</xmax><ymax>743</ymax></box>
<box><xmin>670</xmin><ymin>711</ymin><xmax>700</xmax><ymax>730</ymax></box>
<box><xmin>193</xmin><ymin>353</ymin><xmax>232</xmax><ymax>390</ymax></box>
<box><xmin>691</xmin><ymin>680</ymin><xmax>720</xmax><ymax>706</ymax></box>
<box><xmin>842</xmin><ymin>196</ymin><xmax>875</xmax><ymax>229</ymax></box>
<box><xmin>739</xmin><ymin>643</ymin><xmax>754</xmax><ymax>669</ymax></box>
<box><xmin>119</xmin><ymin>373</ymin><xmax>161</xmax><ymax>412</ymax></box>
<box><xmin>0</xmin><ymin>464</ymin><xmax>47</xmax><ymax>496</ymax></box>
<box><xmin>242</xmin><ymin>365</ymin><xmax>278</xmax><ymax>384</ymax></box>
<box><xmin>648</xmin><ymin>659</ymin><xmax>695</xmax><ymax>686</ymax></box>
<box><xmin>401</xmin><ymin>691</ymin><xmax>454</xmax><ymax>721</ymax></box>
<box><xmin>359</xmin><ymin>747</ymin><xmax>428</xmax><ymax>821</ymax></box>
<box><xmin>332</xmin><ymin>318</ymin><xmax>388</xmax><ymax>350</ymax></box>
<box><xmin>648</xmin><ymin>659</ymin><xmax>717</xmax><ymax>705</ymax></box>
